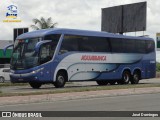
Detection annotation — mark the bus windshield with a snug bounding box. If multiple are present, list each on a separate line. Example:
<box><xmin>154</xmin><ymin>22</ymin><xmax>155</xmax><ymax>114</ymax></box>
<box><xmin>11</xmin><ymin>38</ymin><xmax>41</xmax><ymax>70</ymax></box>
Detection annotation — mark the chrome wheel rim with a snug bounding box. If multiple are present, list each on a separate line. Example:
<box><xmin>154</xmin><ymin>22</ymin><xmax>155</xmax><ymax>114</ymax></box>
<box><xmin>58</xmin><ymin>76</ymin><xmax>64</xmax><ymax>84</ymax></box>
<box><xmin>124</xmin><ymin>74</ymin><xmax>129</xmax><ymax>82</ymax></box>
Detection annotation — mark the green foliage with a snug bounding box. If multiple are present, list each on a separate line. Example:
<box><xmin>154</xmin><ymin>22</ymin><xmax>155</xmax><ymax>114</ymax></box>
<box><xmin>0</xmin><ymin>83</ymin><xmax>28</xmax><ymax>87</ymax></box>
<box><xmin>156</xmin><ymin>62</ymin><xmax>160</xmax><ymax>72</ymax></box>
<box><xmin>30</xmin><ymin>17</ymin><xmax>58</xmax><ymax>30</ymax></box>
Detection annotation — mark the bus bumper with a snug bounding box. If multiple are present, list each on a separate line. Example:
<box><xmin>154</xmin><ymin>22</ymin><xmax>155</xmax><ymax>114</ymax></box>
<box><xmin>10</xmin><ymin>72</ymin><xmax>40</xmax><ymax>83</ymax></box>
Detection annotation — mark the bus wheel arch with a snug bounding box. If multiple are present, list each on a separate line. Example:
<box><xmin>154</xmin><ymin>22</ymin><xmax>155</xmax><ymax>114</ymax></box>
<box><xmin>54</xmin><ymin>69</ymin><xmax>68</xmax><ymax>88</ymax></box>
<box><xmin>131</xmin><ymin>69</ymin><xmax>141</xmax><ymax>84</ymax></box>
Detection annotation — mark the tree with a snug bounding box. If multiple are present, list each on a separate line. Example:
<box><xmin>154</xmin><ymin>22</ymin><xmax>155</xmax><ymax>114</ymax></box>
<box><xmin>30</xmin><ymin>17</ymin><xmax>57</xmax><ymax>30</ymax></box>
<box><xmin>157</xmin><ymin>62</ymin><xmax>160</xmax><ymax>72</ymax></box>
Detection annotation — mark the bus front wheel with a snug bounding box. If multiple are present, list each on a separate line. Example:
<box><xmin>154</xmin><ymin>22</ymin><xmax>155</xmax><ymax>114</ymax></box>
<box><xmin>29</xmin><ymin>82</ymin><xmax>42</xmax><ymax>89</ymax></box>
<box><xmin>54</xmin><ymin>72</ymin><xmax>66</xmax><ymax>88</ymax></box>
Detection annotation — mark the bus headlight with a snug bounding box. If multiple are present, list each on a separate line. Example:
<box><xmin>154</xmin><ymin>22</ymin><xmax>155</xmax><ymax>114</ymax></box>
<box><xmin>32</xmin><ymin>71</ymin><xmax>36</xmax><ymax>74</ymax></box>
<box><xmin>31</xmin><ymin>68</ymin><xmax>44</xmax><ymax>74</ymax></box>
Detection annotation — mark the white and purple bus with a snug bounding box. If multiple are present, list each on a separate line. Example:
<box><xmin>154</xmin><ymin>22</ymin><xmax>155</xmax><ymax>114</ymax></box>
<box><xmin>4</xmin><ymin>28</ymin><xmax>156</xmax><ymax>88</ymax></box>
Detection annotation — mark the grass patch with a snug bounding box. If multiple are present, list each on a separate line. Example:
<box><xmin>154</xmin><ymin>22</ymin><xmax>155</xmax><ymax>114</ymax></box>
<box><xmin>157</xmin><ymin>62</ymin><xmax>160</xmax><ymax>72</ymax></box>
<box><xmin>0</xmin><ymin>83</ymin><xmax>28</xmax><ymax>87</ymax></box>
<box><xmin>0</xmin><ymin>83</ymin><xmax>160</xmax><ymax>97</ymax></box>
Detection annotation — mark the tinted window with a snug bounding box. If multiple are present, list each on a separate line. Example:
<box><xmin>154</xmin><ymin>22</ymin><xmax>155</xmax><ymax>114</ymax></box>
<box><xmin>59</xmin><ymin>35</ymin><xmax>79</xmax><ymax>54</ymax></box>
<box><xmin>60</xmin><ymin>35</ymin><xmax>110</xmax><ymax>54</ymax></box>
<box><xmin>79</xmin><ymin>37</ymin><xmax>93</xmax><ymax>52</ymax></box>
<box><xmin>135</xmin><ymin>40</ymin><xmax>146</xmax><ymax>53</ymax></box>
<box><xmin>80</xmin><ymin>37</ymin><xmax>110</xmax><ymax>52</ymax></box>
<box><xmin>110</xmin><ymin>38</ymin><xmax>124</xmax><ymax>53</ymax></box>
<box><xmin>146</xmin><ymin>40</ymin><xmax>155</xmax><ymax>53</ymax></box>
<box><xmin>93</xmin><ymin>37</ymin><xmax>110</xmax><ymax>52</ymax></box>
<box><xmin>44</xmin><ymin>34</ymin><xmax>60</xmax><ymax>49</ymax></box>
<box><xmin>60</xmin><ymin>35</ymin><xmax>153</xmax><ymax>54</ymax></box>
<box><xmin>110</xmin><ymin>38</ymin><xmax>150</xmax><ymax>54</ymax></box>
<box><xmin>44</xmin><ymin>34</ymin><xmax>61</xmax><ymax>42</ymax></box>
<box><xmin>123</xmin><ymin>39</ymin><xmax>135</xmax><ymax>53</ymax></box>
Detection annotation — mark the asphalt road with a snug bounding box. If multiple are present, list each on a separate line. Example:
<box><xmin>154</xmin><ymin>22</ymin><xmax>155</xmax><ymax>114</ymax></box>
<box><xmin>0</xmin><ymin>78</ymin><xmax>160</xmax><ymax>94</ymax></box>
<box><xmin>1</xmin><ymin>78</ymin><xmax>160</xmax><ymax>120</ymax></box>
<box><xmin>1</xmin><ymin>93</ymin><xmax>160</xmax><ymax>120</ymax></box>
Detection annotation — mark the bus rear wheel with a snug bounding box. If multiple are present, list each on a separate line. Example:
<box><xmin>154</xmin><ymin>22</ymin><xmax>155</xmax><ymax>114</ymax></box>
<box><xmin>29</xmin><ymin>82</ymin><xmax>42</xmax><ymax>89</ymax></box>
<box><xmin>96</xmin><ymin>81</ymin><xmax>108</xmax><ymax>86</ymax></box>
<box><xmin>121</xmin><ymin>71</ymin><xmax>131</xmax><ymax>84</ymax></box>
<box><xmin>131</xmin><ymin>72</ymin><xmax>140</xmax><ymax>84</ymax></box>
<box><xmin>54</xmin><ymin>72</ymin><xmax>66</xmax><ymax>88</ymax></box>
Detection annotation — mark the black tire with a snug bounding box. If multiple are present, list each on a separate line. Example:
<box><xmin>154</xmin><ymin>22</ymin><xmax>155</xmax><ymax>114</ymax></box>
<box><xmin>29</xmin><ymin>82</ymin><xmax>42</xmax><ymax>89</ymax></box>
<box><xmin>121</xmin><ymin>71</ymin><xmax>131</xmax><ymax>84</ymax></box>
<box><xmin>54</xmin><ymin>72</ymin><xmax>66</xmax><ymax>88</ymax></box>
<box><xmin>96</xmin><ymin>81</ymin><xmax>108</xmax><ymax>86</ymax></box>
<box><xmin>131</xmin><ymin>72</ymin><xmax>140</xmax><ymax>84</ymax></box>
<box><xmin>109</xmin><ymin>81</ymin><xmax>116</xmax><ymax>85</ymax></box>
<box><xmin>0</xmin><ymin>77</ymin><xmax>5</xmax><ymax>83</ymax></box>
<box><xmin>117</xmin><ymin>80</ymin><xmax>123</xmax><ymax>85</ymax></box>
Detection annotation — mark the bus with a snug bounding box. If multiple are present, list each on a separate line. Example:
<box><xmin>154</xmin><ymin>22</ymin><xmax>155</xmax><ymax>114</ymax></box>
<box><xmin>4</xmin><ymin>28</ymin><xmax>156</xmax><ymax>89</ymax></box>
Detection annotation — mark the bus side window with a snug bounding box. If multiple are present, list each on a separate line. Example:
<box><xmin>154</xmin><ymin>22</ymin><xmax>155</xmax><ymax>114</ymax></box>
<box><xmin>59</xmin><ymin>35</ymin><xmax>79</xmax><ymax>54</ymax></box>
<box><xmin>135</xmin><ymin>40</ymin><xmax>146</xmax><ymax>53</ymax></box>
<box><xmin>91</xmin><ymin>37</ymin><xmax>110</xmax><ymax>52</ymax></box>
<box><xmin>123</xmin><ymin>39</ymin><xmax>135</xmax><ymax>53</ymax></box>
<box><xmin>79</xmin><ymin>37</ymin><xmax>94</xmax><ymax>52</ymax></box>
<box><xmin>110</xmin><ymin>38</ymin><xmax>124</xmax><ymax>53</ymax></box>
<box><xmin>146</xmin><ymin>40</ymin><xmax>155</xmax><ymax>53</ymax></box>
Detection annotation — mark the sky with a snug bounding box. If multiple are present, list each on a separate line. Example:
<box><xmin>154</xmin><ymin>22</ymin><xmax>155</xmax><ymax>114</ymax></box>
<box><xmin>0</xmin><ymin>0</ymin><xmax>160</xmax><ymax>60</ymax></box>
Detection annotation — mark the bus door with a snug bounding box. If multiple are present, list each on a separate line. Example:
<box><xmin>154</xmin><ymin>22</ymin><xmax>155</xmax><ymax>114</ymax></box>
<box><xmin>38</xmin><ymin>43</ymin><xmax>53</xmax><ymax>81</ymax></box>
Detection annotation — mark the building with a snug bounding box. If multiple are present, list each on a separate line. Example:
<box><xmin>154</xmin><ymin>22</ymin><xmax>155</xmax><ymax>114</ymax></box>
<box><xmin>0</xmin><ymin>40</ymin><xmax>13</xmax><ymax>67</ymax></box>
<box><xmin>157</xmin><ymin>33</ymin><xmax>160</xmax><ymax>51</ymax></box>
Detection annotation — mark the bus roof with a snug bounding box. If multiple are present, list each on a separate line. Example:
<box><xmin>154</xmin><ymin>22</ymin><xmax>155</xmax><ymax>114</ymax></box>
<box><xmin>17</xmin><ymin>28</ymin><xmax>153</xmax><ymax>41</ymax></box>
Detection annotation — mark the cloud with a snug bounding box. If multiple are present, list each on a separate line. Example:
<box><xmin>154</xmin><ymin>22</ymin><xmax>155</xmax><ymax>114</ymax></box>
<box><xmin>1</xmin><ymin>0</ymin><xmax>160</xmax><ymax>61</ymax></box>
<box><xmin>0</xmin><ymin>0</ymin><xmax>160</xmax><ymax>41</ymax></box>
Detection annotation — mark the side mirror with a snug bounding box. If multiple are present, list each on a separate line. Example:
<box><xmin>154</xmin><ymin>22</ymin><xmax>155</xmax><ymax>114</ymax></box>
<box><xmin>35</xmin><ymin>40</ymin><xmax>52</xmax><ymax>53</ymax></box>
<box><xmin>3</xmin><ymin>44</ymin><xmax>13</xmax><ymax>56</ymax></box>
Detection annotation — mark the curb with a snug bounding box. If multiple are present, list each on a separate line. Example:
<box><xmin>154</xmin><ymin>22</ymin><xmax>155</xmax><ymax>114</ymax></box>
<box><xmin>1</xmin><ymin>87</ymin><xmax>160</xmax><ymax>105</ymax></box>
